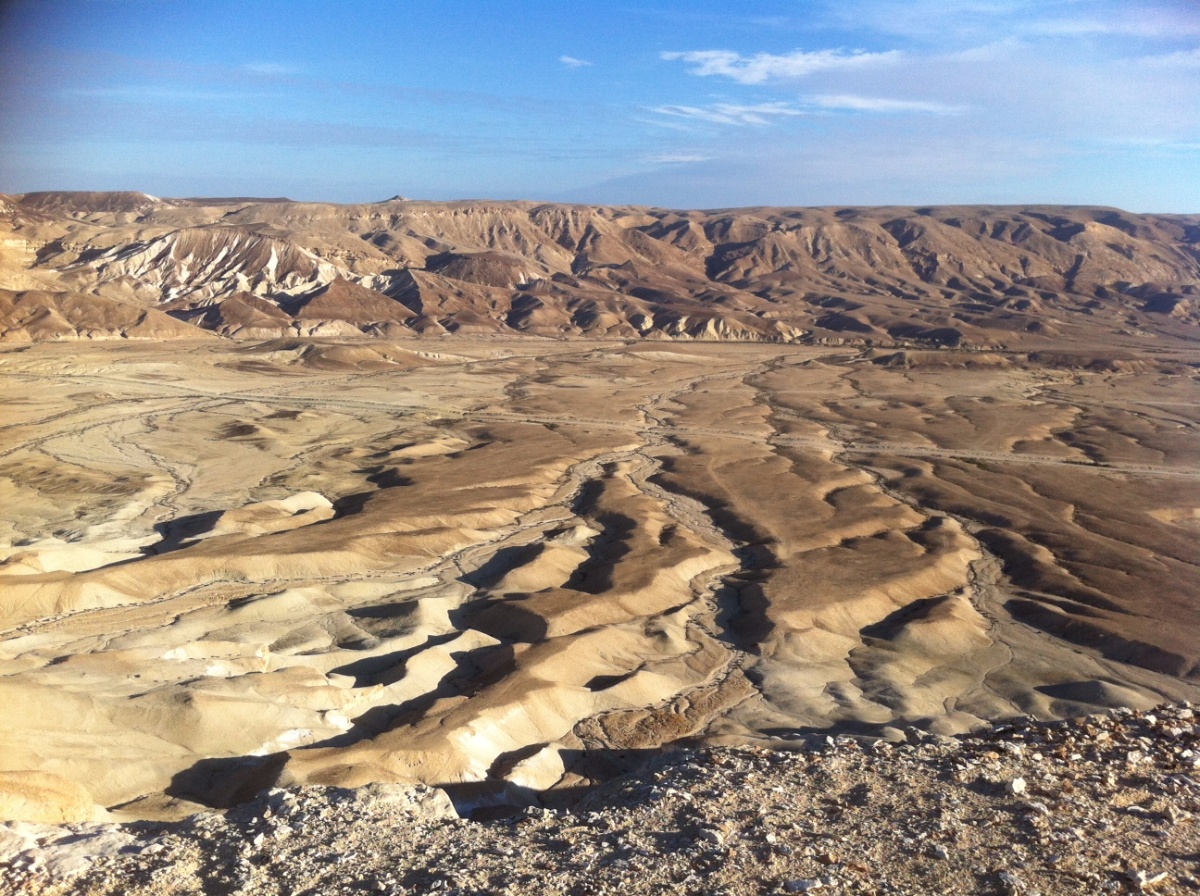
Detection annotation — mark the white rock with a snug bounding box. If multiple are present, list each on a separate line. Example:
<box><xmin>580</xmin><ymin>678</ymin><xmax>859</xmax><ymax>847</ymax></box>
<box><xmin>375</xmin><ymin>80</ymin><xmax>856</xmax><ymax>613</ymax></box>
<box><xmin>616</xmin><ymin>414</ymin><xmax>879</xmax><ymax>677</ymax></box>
<box><xmin>1125</xmin><ymin>869</ymin><xmax>1169</xmax><ymax>890</ymax></box>
<box><xmin>784</xmin><ymin>880</ymin><xmax>824</xmax><ymax>893</ymax></box>
<box><xmin>1007</xmin><ymin>777</ymin><xmax>1027</xmax><ymax>795</ymax></box>
<box><xmin>323</xmin><ymin>710</ymin><xmax>352</xmax><ymax>730</ymax></box>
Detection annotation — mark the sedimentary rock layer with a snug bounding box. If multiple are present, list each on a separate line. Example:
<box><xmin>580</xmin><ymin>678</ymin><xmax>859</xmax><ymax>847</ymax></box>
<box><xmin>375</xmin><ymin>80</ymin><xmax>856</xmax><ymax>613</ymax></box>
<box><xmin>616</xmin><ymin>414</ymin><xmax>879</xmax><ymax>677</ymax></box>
<box><xmin>2</xmin><ymin>193</ymin><xmax>1198</xmax><ymax>344</ymax></box>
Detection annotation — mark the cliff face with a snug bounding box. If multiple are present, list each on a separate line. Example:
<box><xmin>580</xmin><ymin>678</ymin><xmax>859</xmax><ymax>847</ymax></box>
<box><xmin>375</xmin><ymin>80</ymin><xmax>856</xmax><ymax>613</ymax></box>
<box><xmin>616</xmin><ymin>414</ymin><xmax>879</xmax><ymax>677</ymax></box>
<box><xmin>1</xmin><ymin>193</ymin><xmax>1198</xmax><ymax>344</ymax></box>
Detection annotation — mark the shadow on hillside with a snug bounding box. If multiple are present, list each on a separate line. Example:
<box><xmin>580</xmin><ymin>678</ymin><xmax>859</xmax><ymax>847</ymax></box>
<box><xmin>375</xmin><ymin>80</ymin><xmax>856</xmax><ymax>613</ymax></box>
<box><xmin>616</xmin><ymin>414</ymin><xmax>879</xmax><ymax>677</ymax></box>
<box><xmin>165</xmin><ymin>744</ymin><xmax>669</xmax><ymax>820</ymax></box>
<box><xmin>143</xmin><ymin>510</ymin><xmax>225</xmax><ymax>555</ymax></box>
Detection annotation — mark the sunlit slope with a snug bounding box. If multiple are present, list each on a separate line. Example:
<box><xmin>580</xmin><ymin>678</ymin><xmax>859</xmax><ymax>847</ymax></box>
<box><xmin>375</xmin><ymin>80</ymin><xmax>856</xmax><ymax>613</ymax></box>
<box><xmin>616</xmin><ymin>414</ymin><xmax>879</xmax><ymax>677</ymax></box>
<box><xmin>1</xmin><ymin>339</ymin><xmax>1197</xmax><ymax>821</ymax></box>
<box><xmin>2</xmin><ymin>194</ymin><xmax>1197</xmax><ymax>344</ymax></box>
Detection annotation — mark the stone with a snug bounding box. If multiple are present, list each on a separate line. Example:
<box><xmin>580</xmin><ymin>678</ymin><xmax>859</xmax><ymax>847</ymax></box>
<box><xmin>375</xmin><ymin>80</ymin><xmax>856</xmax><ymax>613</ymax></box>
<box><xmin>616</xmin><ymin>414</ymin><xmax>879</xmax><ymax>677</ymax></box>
<box><xmin>1125</xmin><ymin>869</ymin><xmax>1169</xmax><ymax>890</ymax></box>
<box><xmin>783</xmin><ymin>880</ymin><xmax>824</xmax><ymax>893</ymax></box>
<box><xmin>998</xmin><ymin>870</ymin><xmax>1023</xmax><ymax>893</ymax></box>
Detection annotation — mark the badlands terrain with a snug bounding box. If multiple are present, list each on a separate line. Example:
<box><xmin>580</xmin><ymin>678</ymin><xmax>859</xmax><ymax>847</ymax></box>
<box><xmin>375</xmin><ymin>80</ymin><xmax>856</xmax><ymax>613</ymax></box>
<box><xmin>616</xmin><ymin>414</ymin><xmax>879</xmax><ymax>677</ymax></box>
<box><xmin>0</xmin><ymin>192</ymin><xmax>1198</xmax><ymax>836</ymax></box>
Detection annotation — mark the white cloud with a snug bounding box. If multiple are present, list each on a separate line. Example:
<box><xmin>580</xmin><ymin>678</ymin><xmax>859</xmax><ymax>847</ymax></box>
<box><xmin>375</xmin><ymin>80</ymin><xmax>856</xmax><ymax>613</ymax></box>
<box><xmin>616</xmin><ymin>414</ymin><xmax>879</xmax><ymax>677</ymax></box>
<box><xmin>559</xmin><ymin>55</ymin><xmax>593</xmax><ymax>68</ymax></box>
<box><xmin>660</xmin><ymin>48</ymin><xmax>903</xmax><ymax>84</ymax></box>
<box><xmin>650</xmin><ymin>102</ymin><xmax>805</xmax><ymax>126</ymax></box>
<box><xmin>808</xmin><ymin>94</ymin><xmax>967</xmax><ymax>115</ymax></box>
<box><xmin>648</xmin><ymin>94</ymin><xmax>964</xmax><ymax>128</ymax></box>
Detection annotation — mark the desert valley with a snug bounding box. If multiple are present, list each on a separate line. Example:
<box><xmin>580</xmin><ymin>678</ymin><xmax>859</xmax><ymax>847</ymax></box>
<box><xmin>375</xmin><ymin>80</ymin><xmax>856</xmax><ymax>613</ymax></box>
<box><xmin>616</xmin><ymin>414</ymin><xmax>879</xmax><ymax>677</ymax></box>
<box><xmin>0</xmin><ymin>191</ymin><xmax>1199</xmax><ymax>891</ymax></box>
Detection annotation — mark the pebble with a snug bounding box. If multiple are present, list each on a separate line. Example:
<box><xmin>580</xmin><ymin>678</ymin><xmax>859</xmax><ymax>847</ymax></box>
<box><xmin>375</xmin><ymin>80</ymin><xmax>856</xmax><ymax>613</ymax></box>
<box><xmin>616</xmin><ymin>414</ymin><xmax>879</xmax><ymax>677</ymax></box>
<box><xmin>783</xmin><ymin>880</ymin><xmax>824</xmax><ymax>893</ymax></box>
<box><xmin>998</xmin><ymin>869</ymin><xmax>1023</xmax><ymax>892</ymax></box>
<box><xmin>7</xmin><ymin>702</ymin><xmax>1200</xmax><ymax>896</ymax></box>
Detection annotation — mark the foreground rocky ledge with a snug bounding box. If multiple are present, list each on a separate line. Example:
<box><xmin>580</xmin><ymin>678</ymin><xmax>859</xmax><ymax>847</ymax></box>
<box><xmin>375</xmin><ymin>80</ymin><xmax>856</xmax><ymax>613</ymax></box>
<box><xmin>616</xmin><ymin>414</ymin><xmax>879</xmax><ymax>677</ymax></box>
<box><xmin>3</xmin><ymin>703</ymin><xmax>1198</xmax><ymax>896</ymax></box>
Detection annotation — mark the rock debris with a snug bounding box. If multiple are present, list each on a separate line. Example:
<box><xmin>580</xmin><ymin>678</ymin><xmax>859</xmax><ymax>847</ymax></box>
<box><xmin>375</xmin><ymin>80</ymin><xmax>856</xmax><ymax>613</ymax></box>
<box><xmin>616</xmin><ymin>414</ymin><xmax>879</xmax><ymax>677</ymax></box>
<box><xmin>3</xmin><ymin>703</ymin><xmax>1199</xmax><ymax>896</ymax></box>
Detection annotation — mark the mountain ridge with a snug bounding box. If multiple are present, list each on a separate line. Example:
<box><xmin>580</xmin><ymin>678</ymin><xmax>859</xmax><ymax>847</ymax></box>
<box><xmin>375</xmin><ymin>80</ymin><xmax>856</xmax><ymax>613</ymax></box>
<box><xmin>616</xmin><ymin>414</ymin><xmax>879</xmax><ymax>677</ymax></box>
<box><xmin>1</xmin><ymin>192</ymin><xmax>1198</xmax><ymax>345</ymax></box>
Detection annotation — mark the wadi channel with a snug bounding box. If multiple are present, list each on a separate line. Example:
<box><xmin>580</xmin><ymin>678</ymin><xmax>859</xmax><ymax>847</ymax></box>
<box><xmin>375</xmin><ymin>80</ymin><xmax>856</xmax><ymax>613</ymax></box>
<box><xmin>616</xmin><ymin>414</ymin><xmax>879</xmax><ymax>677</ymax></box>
<box><xmin>1</xmin><ymin>331</ymin><xmax>1198</xmax><ymax>828</ymax></box>
<box><xmin>0</xmin><ymin>194</ymin><xmax>1198</xmax><ymax>858</ymax></box>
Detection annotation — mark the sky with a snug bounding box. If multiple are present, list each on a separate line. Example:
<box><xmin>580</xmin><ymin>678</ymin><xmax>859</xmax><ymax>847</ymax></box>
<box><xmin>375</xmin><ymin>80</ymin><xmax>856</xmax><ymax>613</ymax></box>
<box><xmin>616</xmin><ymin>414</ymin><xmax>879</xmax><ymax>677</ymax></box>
<box><xmin>0</xmin><ymin>0</ymin><xmax>1198</xmax><ymax>210</ymax></box>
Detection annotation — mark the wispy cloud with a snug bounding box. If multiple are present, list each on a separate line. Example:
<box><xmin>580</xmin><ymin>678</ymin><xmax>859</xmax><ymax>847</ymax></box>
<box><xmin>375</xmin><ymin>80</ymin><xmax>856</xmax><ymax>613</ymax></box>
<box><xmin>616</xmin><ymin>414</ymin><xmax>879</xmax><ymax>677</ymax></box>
<box><xmin>946</xmin><ymin>38</ymin><xmax>1026</xmax><ymax>62</ymax></box>
<box><xmin>559</xmin><ymin>55</ymin><xmax>593</xmax><ymax>68</ymax></box>
<box><xmin>646</xmin><ymin>153</ymin><xmax>710</xmax><ymax>164</ymax></box>
<box><xmin>650</xmin><ymin>102</ymin><xmax>805</xmax><ymax>126</ymax></box>
<box><xmin>1094</xmin><ymin>137</ymin><xmax>1200</xmax><ymax>153</ymax></box>
<box><xmin>1025</xmin><ymin>13</ymin><xmax>1200</xmax><ymax>39</ymax></box>
<box><xmin>808</xmin><ymin>94</ymin><xmax>966</xmax><ymax>115</ymax></box>
<box><xmin>661</xmin><ymin>48</ymin><xmax>903</xmax><ymax>84</ymax></box>
<box><xmin>647</xmin><ymin>94</ymin><xmax>961</xmax><ymax>129</ymax></box>
<box><xmin>244</xmin><ymin>62</ymin><xmax>298</xmax><ymax>76</ymax></box>
<box><xmin>1137</xmin><ymin>48</ymin><xmax>1200</xmax><ymax>69</ymax></box>
<box><xmin>61</xmin><ymin>85</ymin><xmax>267</xmax><ymax>103</ymax></box>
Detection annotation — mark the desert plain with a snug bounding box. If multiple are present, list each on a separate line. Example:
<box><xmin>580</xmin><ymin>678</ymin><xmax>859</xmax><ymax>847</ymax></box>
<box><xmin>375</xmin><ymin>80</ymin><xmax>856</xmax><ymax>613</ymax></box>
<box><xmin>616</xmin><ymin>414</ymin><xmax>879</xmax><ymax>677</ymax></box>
<box><xmin>0</xmin><ymin>194</ymin><xmax>1198</xmax><ymax>824</ymax></box>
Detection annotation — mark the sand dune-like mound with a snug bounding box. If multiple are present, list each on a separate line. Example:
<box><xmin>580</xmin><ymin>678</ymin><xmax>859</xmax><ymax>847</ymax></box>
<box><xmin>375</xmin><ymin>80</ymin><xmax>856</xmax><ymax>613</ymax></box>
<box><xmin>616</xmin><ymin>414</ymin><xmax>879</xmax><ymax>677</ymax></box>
<box><xmin>424</xmin><ymin>250</ymin><xmax>539</xmax><ymax>288</ymax></box>
<box><xmin>150</xmin><ymin>492</ymin><xmax>335</xmax><ymax>549</ymax></box>
<box><xmin>165</xmin><ymin>291</ymin><xmax>293</xmax><ymax>338</ymax></box>
<box><xmin>284</xmin><ymin>278</ymin><xmax>415</xmax><ymax>327</ymax></box>
<box><xmin>1</xmin><ymin>336</ymin><xmax>1197</xmax><ymax>823</ymax></box>
<box><xmin>0</xmin><ymin>289</ymin><xmax>206</xmax><ymax>341</ymax></box>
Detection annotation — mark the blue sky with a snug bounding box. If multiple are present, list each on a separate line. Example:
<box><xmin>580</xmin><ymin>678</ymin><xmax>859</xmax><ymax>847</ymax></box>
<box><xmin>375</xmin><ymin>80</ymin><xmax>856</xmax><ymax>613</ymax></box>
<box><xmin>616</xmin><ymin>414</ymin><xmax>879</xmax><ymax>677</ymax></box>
<box><xmin>1</xmin><ymin>0</ymin><xmax>1198</xmax><ymax>210</ymax></box>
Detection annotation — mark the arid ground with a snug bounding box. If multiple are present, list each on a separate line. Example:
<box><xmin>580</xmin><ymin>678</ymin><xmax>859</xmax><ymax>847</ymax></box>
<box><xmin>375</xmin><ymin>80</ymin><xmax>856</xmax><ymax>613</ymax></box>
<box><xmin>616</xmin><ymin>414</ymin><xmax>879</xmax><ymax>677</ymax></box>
<box><xmin>2</xmin><ymin>332</ymin><xmax>1198</xmax><ymax>823</ymax></box>
<box><xmin>1</xmin><ymin>193</ymin><xmax>1198</xmax><ymax>825</ymax></box>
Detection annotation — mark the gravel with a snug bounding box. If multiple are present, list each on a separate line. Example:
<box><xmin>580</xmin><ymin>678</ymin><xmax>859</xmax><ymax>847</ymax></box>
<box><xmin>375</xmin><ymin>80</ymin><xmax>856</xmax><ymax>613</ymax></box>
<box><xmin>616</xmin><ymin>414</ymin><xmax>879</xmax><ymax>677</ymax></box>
<box><xmin>4</xmin><ymin>703</ymin><xmax>1199</xmax><ymax>896</ymax></box>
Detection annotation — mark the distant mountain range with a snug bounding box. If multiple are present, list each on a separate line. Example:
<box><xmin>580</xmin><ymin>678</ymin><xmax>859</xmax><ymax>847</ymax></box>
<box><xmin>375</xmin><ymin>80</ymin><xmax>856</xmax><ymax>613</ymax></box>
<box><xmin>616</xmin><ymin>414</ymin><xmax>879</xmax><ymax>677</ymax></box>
<box><xmin>1</xmin><ymin>191</ymin><xmax>1198</xmax><ymax>345</ymax></box>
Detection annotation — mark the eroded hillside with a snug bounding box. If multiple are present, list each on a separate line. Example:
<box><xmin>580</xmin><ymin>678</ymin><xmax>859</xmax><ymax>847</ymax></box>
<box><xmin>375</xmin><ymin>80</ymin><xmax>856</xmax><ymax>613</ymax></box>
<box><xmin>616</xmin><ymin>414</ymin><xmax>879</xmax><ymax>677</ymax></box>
<box><xmin>1</xmin><ymin>337</ymin><xmax>1197</xmax><ymax>822</ymax></box>
<box><xmin>1</xmin><ymin>193</ymin><xmax>1198</xmax><ymax>346</ymax></box>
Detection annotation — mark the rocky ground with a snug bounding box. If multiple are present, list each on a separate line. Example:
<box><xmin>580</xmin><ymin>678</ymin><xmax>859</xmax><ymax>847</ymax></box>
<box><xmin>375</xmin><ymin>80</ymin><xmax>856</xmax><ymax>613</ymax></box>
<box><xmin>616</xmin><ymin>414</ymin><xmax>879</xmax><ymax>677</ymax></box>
<box><xmin>3</xmin><ymin>703</ymin><xmax>1199</xmax><ymax>896</ymax></box>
